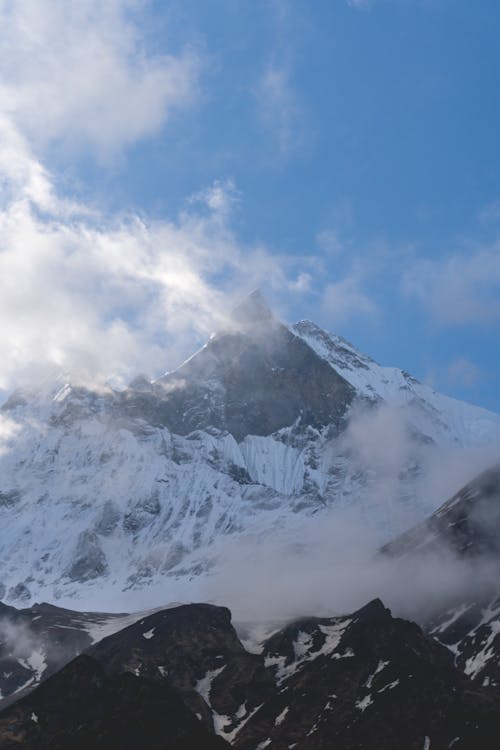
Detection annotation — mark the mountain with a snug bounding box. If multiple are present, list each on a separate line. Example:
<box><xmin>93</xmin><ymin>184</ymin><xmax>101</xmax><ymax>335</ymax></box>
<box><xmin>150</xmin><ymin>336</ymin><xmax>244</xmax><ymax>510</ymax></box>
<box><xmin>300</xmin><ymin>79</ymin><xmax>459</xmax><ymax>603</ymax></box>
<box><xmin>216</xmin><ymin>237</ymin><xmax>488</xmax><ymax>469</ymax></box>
<box><xmin>0</xmin><ymin>291</ymin><xmax>499</xmax><ymax>607</ymax></box>
<box><xmin>0</xmin><ymin>600</ymin><xmax>499</xmax><ymax>749</ymax></box>
<box><xmin>382</xmin><ymin>463</ymin><xmax>500</xmax><ymax>692</ymax></box>
<box><xmin>0</xmin><ymin>653</ymin><xmax>229</xmax><ymax>750</ymax></box>
<box><xmin>0</xmin><ymin>601</ymin><xmax>141</xmax><ymax>708</ymax></box>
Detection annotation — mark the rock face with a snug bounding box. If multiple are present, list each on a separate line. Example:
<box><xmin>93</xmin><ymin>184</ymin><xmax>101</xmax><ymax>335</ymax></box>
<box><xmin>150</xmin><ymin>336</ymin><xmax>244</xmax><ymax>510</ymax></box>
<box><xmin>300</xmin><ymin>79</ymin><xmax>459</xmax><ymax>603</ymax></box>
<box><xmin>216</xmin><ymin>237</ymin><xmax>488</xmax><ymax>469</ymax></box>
<box><xmin>0</xmin><ymin>600</ymin><xmax>499</xmax><ymax>749</ymax></box>
<box><xmin>0</xmin><ymin>601</ymin><xmax>135</xmax><ymax>708</ymax></box>
<box><xmin>237</xmin><ymin>599</ymin><xmax>500</xmax><ymax>750</ymax></box>
<box><xmin>122</xmin><ymin>291</ymin><xmax>356</xmax><ymax>440</ymax></box>
<box><xmin>0</xmin><ymin>654</ymin><xmax>229</xmax><ymax>749</ymax></box>
<box><xmin>381</xmin><ymin>463</ymin><xmax>500</xmax><ymax>559</ymax></box>
<box><xmin>382</xmin><ymin>464</ymin><xmax>500</xmax><ymax>693</ymax></box>
<box><xmin>0</xmin><ymin>292</ymin><xmax>499</xmax><ymax>606</ymax></box>
<box><xmin>88</xmin><ymin>603</ymin><xmax>276</xmax><ymax>735</ymax></box>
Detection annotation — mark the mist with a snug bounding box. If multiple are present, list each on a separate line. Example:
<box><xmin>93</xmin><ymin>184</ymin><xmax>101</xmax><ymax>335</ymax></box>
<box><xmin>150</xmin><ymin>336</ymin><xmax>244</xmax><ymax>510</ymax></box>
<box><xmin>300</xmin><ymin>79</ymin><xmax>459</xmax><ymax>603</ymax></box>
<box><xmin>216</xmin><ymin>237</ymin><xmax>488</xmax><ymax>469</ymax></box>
<box><xmin>195</xmin><ymin>403</ymin><xmax>500</xmax><ymax>627</ymax></box>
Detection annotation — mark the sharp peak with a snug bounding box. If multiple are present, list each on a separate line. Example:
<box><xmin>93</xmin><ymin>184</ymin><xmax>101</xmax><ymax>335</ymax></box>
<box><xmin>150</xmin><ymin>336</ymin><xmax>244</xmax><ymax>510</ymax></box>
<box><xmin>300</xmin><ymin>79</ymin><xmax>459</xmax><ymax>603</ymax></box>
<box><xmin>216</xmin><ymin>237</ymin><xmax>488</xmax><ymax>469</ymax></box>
<box><xmin>230</xmin><ymin>289</ymin><xmax>276</xmax><ymax>326</ymax></box>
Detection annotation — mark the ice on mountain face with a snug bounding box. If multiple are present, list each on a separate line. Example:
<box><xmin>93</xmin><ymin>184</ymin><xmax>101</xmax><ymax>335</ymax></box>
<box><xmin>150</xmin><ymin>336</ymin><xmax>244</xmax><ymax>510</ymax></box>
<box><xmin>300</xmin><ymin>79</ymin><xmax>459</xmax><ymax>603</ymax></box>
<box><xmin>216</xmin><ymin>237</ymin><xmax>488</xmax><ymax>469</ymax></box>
<box><xmin>0</xmin><ymin>301</ymin><xmax>498</xmax><ymax>607</ymax></box>
<box><xmin>240</xmin><ymin>436</ymin><xmax>305</xmax><ymax>495</ymax></box>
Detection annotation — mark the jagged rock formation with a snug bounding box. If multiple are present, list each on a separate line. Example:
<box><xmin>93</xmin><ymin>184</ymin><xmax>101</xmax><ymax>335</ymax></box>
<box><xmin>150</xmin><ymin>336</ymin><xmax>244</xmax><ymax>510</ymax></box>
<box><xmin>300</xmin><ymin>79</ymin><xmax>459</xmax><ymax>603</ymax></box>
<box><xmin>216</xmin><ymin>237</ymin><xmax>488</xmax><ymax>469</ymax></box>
<box><xmin>0</xmin><ymin>654</ymin><xmax>229</xmax><ymax>749</ymax></box>
<box><xmin>0</xmin><ymin>601</ymin><xmax>136</xmax><ymax>708</ymax></box>
<box><xmin>0</xmin><ymin>600</ymin><xmax>499</xmax><ymax>749</ymax></box>
<box><xmin>382</xmin><ymin>464</ymin><xmax>500</xmax><ymax>692</ymax></box>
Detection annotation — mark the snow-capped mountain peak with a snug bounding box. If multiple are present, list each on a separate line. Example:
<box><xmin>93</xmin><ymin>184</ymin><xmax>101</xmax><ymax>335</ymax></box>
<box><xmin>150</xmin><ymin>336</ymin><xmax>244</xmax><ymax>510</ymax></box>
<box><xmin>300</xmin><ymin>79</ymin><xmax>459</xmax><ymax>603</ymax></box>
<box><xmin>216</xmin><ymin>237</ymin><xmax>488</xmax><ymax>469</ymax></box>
<box><xmin>0</xmin><ymin>294</ymin><xmax>499</xmax><ymax>608</ymax></box>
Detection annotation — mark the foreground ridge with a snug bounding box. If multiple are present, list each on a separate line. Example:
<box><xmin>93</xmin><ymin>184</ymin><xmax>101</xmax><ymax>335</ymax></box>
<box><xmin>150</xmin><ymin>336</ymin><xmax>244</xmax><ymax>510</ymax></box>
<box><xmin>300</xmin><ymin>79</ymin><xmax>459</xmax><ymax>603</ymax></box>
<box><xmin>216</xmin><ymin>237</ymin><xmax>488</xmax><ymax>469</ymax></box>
<box><xmin>0</xmin><ymin>599</ymin><xmax>498</xmax><ymax>749</ymax></box>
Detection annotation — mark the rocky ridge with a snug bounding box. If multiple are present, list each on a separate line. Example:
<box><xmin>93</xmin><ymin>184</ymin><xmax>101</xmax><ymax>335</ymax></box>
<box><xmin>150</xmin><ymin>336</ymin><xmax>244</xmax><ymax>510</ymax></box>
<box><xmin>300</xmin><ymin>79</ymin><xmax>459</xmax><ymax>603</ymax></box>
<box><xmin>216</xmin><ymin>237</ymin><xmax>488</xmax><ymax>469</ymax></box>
<box><xmin>0</xmin><ymin>292</ymin><xmax>498</xmax><ymax>607</ymax></box>
<box><xmin>0</xmin><ymin>599</ymin><xmax>499</xmax><ymax>749</ymax></box>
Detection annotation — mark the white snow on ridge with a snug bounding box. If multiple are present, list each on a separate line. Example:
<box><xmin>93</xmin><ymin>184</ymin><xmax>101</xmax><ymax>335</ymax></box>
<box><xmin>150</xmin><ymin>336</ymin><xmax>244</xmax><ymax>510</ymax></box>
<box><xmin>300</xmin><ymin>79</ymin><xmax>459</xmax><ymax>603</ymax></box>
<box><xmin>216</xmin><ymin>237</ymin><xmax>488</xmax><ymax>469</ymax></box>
<box><xmin>292</xmin><ymin>320</ymin><xmax>500</xmax><ymax>448</ymax></box>
<box><xmin>0</xmin><ymin>314</ymin><xmax>498</xmax><ymax>609</ymax></box>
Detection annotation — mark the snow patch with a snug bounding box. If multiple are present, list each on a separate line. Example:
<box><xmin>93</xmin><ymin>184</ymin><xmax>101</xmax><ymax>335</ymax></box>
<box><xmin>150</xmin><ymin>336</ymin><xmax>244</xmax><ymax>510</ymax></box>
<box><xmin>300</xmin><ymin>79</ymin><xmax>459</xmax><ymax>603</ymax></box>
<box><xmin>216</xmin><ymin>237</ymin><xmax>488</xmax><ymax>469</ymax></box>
<box><xmin>195</xmin><ymin>665</ymin><xmax>226</xmax><ymax>705</ymax></box>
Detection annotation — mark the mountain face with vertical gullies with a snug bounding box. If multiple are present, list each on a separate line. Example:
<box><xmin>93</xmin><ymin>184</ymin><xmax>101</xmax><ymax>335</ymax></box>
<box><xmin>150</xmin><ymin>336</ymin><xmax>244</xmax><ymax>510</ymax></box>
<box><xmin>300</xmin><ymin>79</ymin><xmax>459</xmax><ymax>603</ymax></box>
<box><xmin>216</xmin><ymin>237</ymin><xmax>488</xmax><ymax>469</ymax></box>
<box><xmin>0</xmin><ymin>290</ymin><xmax>499</xmax><ymax>607</ymax></box>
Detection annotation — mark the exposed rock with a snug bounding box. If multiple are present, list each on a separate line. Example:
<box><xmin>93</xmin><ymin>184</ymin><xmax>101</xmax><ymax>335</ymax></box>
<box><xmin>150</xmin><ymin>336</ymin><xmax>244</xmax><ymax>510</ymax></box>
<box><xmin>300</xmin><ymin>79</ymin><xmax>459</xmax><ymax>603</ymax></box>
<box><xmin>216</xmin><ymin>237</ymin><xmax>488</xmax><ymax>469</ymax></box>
<box><xmin>0</xmin><ymin>654</ymin><xmax>229</xmax><ymax>749</ymax></box>
<box><xmin>67</xmin><ymin>531</ymin><xmax>108</xmax><ymax>582</ymax></box>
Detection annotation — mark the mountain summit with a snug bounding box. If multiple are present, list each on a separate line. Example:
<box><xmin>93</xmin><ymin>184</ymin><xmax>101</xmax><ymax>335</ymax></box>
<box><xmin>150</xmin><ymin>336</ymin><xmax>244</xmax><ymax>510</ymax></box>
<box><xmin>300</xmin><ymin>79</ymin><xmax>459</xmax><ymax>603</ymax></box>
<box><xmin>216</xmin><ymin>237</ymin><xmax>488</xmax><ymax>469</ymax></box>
<box><xmin>230</xmin><ymin>288</ymin><xmax>275</xmax><ymax>327</ymax></box>
<box><xmin>0</xmin><ymin>296</ymin><xmax>499</xmax><ymax>606</ymax></box>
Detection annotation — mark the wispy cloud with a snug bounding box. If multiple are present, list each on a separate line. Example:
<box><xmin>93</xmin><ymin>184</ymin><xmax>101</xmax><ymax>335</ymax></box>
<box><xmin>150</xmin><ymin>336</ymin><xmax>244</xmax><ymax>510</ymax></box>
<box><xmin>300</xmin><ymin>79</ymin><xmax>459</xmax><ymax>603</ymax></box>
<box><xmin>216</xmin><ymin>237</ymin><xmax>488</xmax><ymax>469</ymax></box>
<box><xmin>316</xmin><ymin>229</ymin><xmax>344</xmax><ymax>256</ymax></box>
<box><xmin>346</xmin><ymin>0</ymin><xmax>374</xmax><ymax>9</ymax></box>
<box><xmin>478</xmin><ymin>199</ymin><xmax>500</xmax><ymax>225</ymax></box>
<box><xmin>0</xmin><ymin>0</ymin><xmax>200</xmax><ymax>160</ymax></box>
<box><xmin>322</xmin><ymin>275</ymin><xmax>377</xmax><ymax>324</ymax></box>
<box><xmin>254</xmin><ymin>63</ymin><xmax>304</xmax><ymax>157</ymax></box>
<box><xmin>0</xmin><ymin>157</ymin><xmax>307</xmax><ymax>391</ymax></box>
<box><xmin>403</xmin><ymin>243</ymin><xmax>500</xmax><ymax>325</ymax></box>
<box><xmin>448</xmin><ymin>357</ymin><xmax>481</xmax><ymax>388</ymax></box>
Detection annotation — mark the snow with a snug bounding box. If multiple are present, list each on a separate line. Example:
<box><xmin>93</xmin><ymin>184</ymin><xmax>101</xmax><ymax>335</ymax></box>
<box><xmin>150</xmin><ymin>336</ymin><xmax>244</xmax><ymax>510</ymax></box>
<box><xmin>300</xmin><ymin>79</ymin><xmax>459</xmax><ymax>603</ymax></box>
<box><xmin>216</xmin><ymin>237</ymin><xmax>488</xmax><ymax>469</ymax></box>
<box><xmin>378</xmin><ymin>679</ymin><xmax>400</xmax><ymax>693</ymax></box>
<box><xmin>0</xmin><ymin>316</ymin><xmax>498</xmax><ymax>608</ymax></box>
<box><xmin>292</xmin><ymin>320</ymin><xmax>500</xmax><ymax>449</ymax></box>
<box><xmin>430</xmin><ymin>604</ymin><xmax>471</xmax><ymax>635</ymax></box>
<box><xmin>84</xmin><ymin>612</ymin><xmax>150</xmax><ymax>644</ymax></box>
<box><xmin>195</xmin><ymin>665</ymin><xmax>226</xmax><ymax>704</ymax></box>
<box><xmin>317</xmin><ymin>620</ymin><xmax>352</xmax><ymax>656</ymax></box>
<box><xmin>142</xmin><ymin>628</ymin><xmax>155</xmax><ymax>640</ymax></box>
<box><xmin>213</xmin><ymin>703</ymin><xmax>263</xmax><ymax>743</ymax></box>
<box><xmin>293</xmin><ymin>631</ymin><xmax>313</xmax><ymax>658</ymax></box>
<box><xmin>364</xmin><ymin>660</ymin><xmax>389</xmax><ymax>689</ymax></box>
<box><xmin>240</xmin><ymin>436</ymin><xmax>305</xmax><ymax>495</ymax></box>
<box><xmin>355</xmin><ymin>694</ymin><xmax>373</xmax><ymax>711</ymax></box>
<box><xmin>18</xmin><ymin>649</ymin><xmax>47</xmax><ymax>682</ymax></box>
<box><xmin>265</xmin><ymin>618</ymin><xmax>352</xmax><ymax>684</ymax></box>
<box><xmin>275</xmin><ymin>707</ymin><xmax>289</xmax><ymax>726</ymax></box>
<box><xmin>464</xmin><ymin>621</ymin><xmax>500</xmax><ymax>678</ymax></box>
<box><xmin>30</xmin><ymin>712</ymin><xmax>38</xmax><ymax>723</ymax></box>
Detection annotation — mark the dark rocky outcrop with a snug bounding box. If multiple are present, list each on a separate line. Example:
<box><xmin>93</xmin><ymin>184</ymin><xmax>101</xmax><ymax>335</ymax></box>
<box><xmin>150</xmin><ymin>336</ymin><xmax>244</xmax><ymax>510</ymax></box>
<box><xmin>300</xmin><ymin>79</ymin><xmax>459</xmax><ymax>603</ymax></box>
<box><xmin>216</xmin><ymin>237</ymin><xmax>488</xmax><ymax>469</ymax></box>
<box><xmin>0</xmin><ymin>601</ymin><xmax>128</xmax><ymax>707</ymax></box>
<box><xmin>236</xmin><ymin>599</ymin><xmax>500</xmax><ymax>750</ymax></box>
<box><xmin>1</xmin><ymin>600</ymin><xmax>499</xmax><ymax>749</ymax></box>
<box><xmin>118</xmin><ymin>291</ymin><xmax>355</xmax><ymax>440</ymax></box>
<box><xmin>381</xmin><ymin>463</ymin><xmax>500</xmax><ymax>692</ymax></box>
<box><xmin>0</xmin><ymin>654</ymin><xmax>229</xmax><ymax>749</ymax></box>
<box><xmin>88</xmin><ymin>603</ymin><xmax>275</xmax><ymax>734</ymax></box>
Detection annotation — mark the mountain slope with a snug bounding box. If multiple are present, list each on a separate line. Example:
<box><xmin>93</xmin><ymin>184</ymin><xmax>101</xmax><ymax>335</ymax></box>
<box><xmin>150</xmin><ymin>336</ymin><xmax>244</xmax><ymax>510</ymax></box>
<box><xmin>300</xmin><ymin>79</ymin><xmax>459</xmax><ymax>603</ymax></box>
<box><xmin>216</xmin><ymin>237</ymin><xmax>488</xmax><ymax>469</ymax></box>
<box><xmin>382</xmin><ymin>463</ymin><xmax>500</xmax><ymax>692</ymax></box>
<box><xmin>0</xmin><ymin>292</ymin><xmax>498</xmax><ymax>607</ymax></box>
<box><xmin>0</xmin><ymin>654</ymin><xmax>229</xmax><ymax>750</ymax></box>
<box><xmin>1</xmin><ymin>600</ymin><xmax>499</xmax><ymax>749</ymax></box>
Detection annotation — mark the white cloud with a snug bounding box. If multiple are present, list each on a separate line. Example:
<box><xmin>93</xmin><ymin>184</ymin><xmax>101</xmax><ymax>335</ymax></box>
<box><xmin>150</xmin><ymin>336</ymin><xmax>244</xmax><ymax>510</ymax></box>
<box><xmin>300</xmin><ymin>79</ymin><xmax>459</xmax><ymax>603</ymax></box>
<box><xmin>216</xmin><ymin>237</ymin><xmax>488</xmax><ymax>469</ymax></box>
<box><xmin>254</xmin><ymin>63</ymin><xmax>303</xmax><ymax>156</ymax></box>
<box><xmin>346</xmin><ymin>0</ymin><xmax>374</xmax><ymax>8</ymax></box>
<box><xmin>0</xmin><ymin>0</ymin><xmax>200</xmax><ymax>159</ymax></box>
<box><xmin>403</xmin><ymin>244</ymin><xmax>500</xmax><ymax>325</ymax></box>
<box><xmin>0</xmin><ymin>0</ymin><xmax>361</xmax><ymax>395</ymax></box>
<box><xmin>478</xmin><ymin>199</ymin><xmax>500</xmax><ymax>225</ymax></box>
<box><xmin>0</xmin><ymin>135</ymin><xmax>314</xmax><ymax>392</ymax></box>
<box><xmin>322</xmin><ymin>275</ymin><xmax>377</xmax><ymax>324</ymax></box>
<box><xmin>316</xmin><ymin>229</ymin><xmax>344</xmax><ymax>256</ymax></box>
<box><xmin>448</xmin><ymin>357</ymin><xmax>481</xmax><ymax>388</ymax></box>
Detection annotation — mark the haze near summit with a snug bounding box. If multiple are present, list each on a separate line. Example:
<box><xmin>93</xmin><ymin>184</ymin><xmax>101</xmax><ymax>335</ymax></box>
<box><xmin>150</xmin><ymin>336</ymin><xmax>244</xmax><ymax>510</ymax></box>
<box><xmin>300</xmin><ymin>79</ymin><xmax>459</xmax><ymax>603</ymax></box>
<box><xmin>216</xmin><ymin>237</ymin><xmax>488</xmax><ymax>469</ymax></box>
<box><xmin>0</xmin><ymin>0</ymin><xmax>498</xmax><ymax>416</ymax></box>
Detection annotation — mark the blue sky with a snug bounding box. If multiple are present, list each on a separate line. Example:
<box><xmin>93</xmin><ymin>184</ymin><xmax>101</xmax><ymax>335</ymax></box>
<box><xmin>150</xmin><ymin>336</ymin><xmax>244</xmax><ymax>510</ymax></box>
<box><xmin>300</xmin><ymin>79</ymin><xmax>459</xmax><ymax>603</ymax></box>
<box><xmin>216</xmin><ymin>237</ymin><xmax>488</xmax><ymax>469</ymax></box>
<box><xmin>0</xmin><ymin>0</ymin><xmax>498</xmax><ymax>411</ymax></box>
